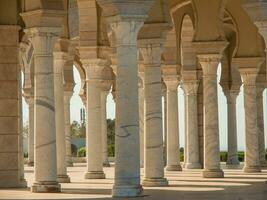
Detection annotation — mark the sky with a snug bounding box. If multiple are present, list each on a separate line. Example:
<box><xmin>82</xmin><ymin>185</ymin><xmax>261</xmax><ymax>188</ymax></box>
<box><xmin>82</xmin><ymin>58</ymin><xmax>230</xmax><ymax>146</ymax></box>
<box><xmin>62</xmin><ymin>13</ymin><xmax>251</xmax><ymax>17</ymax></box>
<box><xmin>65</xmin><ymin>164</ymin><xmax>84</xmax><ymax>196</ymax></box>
<box><xmin>22</xmin><ymin>64</ymin><xmax>267</xmax><ymax>151</ymax></box>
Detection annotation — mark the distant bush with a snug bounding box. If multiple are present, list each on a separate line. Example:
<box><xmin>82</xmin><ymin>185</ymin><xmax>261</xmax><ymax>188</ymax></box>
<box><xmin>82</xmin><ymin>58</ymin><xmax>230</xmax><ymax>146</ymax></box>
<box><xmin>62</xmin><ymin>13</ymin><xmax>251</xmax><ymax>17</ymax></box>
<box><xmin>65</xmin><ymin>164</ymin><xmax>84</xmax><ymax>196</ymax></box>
<box><xmin>220</xmin><ymin>152</ymin><xmax>228</xmax><ymax>162</ymax></box>
<box><xmin>24</xmin><ymin>152</ymin><xmax>28</xmax><ymax>158</ymax></box>
<box><xmin>77</xmin><ymin>147</ymin><xmax>86</xmax><ymax>157</ymax></box>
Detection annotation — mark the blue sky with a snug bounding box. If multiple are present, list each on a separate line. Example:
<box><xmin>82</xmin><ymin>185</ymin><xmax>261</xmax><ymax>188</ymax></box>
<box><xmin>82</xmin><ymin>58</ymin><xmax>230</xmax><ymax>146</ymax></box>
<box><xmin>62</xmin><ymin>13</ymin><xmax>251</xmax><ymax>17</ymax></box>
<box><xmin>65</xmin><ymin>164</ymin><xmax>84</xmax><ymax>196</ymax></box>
<box><xmin>22</xmin><ymin>64</ymin><xmax>267</xmax><ymax>151</ymax></box>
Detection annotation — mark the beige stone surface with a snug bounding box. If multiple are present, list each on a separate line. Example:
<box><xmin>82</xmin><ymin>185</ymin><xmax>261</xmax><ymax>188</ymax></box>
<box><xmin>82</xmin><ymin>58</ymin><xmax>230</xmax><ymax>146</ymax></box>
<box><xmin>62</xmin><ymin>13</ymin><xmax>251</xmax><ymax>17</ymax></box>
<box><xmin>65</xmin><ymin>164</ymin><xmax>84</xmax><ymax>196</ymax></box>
<box><xmin>1</xmin><ymin>164</ymin><xmax>267</xmax><ymax>200</ymax></box>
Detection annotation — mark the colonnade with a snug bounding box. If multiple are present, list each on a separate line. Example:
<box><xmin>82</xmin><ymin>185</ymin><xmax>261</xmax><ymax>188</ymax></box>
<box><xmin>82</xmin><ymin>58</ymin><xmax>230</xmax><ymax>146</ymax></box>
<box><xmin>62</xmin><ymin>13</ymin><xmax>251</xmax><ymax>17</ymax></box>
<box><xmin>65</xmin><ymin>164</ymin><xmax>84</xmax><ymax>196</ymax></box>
<box><xmin>12</xmin><ymin>0</ymin><xmax>267</xmax><ymax>198</ymax></box>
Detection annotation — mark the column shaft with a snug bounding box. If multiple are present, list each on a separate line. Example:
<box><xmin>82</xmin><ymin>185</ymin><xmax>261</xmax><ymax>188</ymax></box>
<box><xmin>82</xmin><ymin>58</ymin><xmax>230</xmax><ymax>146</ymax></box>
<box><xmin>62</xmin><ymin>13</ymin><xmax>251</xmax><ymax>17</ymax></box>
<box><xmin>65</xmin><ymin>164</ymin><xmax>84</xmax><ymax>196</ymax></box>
<box><xmin>27</xmin><ymin>97</ymin><xmax>34</xmax><ymax>166</ymax></box>
<box><xmin>198</xmin><ymin>55</ymin><xmax>224</xmax><ymax>178</ymax></box>
<box><xmin>138</xmin><ymin>84</ymin><xmax>144</xmax><ymax>168</ymax></box>
<box><xmin>101</xmin><ymin>90</ymin><xmax>110</xmax><ymax>167</ymax></box>
<box><xmin>165</xmin><ymin>81</ymin><xmax>182</xmax><ymax>171</ymax></box>
<box><xmin>184</xmin><ymin>81</ymin><xmax>201</xmax><ymax>169</ymax></box>
<box><xmin>64</xmin><ymin>92</ymin><xmax>73</xmax><ymax>167</ymax></box>
<box><xmin>226</xmin><ymin>92</ymin><xmax>240</xmax><ymax>166</ymax></box>
<box><xmin>243</xmin><ymin>83</ymin><xmax>261</xmax><ymax>172</ymax></box>
<box><xmin>257</xmin><ymin>88</ymin><xmax>266</xmax><ymax>167</ymax></box>
<box><xmin>85</xmin><ymin>77</ymin><xmax>105</xmax><ymax>179</ymax></box>
<box><xmin>54</xmin><ymin>54</ymin><xmax>70</xmax><ymax>183</ymax></box>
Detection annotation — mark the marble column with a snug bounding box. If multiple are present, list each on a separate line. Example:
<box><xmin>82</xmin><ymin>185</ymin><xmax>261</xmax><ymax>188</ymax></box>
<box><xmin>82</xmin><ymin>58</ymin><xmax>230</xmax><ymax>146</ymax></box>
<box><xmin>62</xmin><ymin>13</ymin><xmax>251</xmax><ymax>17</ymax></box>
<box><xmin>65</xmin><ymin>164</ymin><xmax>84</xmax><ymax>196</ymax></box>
<box><xmin>25</xmin><ymin>27</ymin><xmax>61</xmax><ymax>193</ymax></box>
<box><xmin>257</xmin><ymin>87</ymin><xmax>266</xmax><ymax>167</ymax></box>
<box><xmin>138</xmin><ymin>77</ymin><xmax>145</xmax><ymax>168</ymax></box>
<box><xmin>26</xmin><ymin>96</ymin><xmax>34</xmax><ymax>166</ymax></box>
<box><xmin>101</xmin><ymin>88</ymin><xmax>110</xmax><ymax>167</ymax></box>
<box><xmin>183</xmin><ymin>80</ymin><xmax>202</xmax><ymax>169</ymax></box>
<box><xmin>107</xmin><ymin>19</ymin><xmax>144</xmax><ymax>197</ymax></box>
<box><xmin>233</xmin><ymin>57</ymin><xmax>264</xmax><ymax>173</ymax></box>
<box><xmin>225</xmin><ymin>90</ymin><xmax>240</xmax><ymax>166</ymax></box>
<box><xmin>54</xmin><ymin>51</ymin><xmax>71</xmax><ymax>183</ymax></box>
<box><xmin>83</xmin><ymin>59</ymin><xmax>106</xmax><ymax>179</ymax></box>
<box><xmin>140</xmin><ymin>40</ymin><xmax>168</xmax><ymax>187</ymax></box>
<box><xmin>198</xmin><ymin>55</ymin><xmax>224</xmax><ymax>178</ymax></box>
<box><xmin>164</xmin><ymin>79</ymin><xmax>182</xmax><ymax>171</ymax></box>
<box><xmin>64</xmin><ymin>91</ymin><xmax>73</xmax><ymax>167</ymax></box>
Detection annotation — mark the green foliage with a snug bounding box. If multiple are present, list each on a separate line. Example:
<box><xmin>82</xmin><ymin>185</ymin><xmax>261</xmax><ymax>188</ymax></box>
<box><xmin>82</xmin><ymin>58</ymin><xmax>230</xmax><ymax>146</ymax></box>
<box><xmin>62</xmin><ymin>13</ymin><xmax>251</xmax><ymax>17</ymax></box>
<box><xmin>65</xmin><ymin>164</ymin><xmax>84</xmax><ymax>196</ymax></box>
<box><xmin>220</xmin><ymin>152</ymin><xmax>228</xmax><ymax>162</ymax></box>
<box><xmin>238</xmin><ymin>152</ymin><xmax>245</xmax><ymax>162</ymax></box>
<box><xmin>107</xmin><ymin>119</ymin><xmax>115</xmax><ymax>157</ymax></box>
<box><xmin>77</xmin><ymin>147</ymin><xmax>86</xmax><ymax>157</ymax></box>
<box><xmin>70</xmin><ymin>121</ymin><xmax>86</xmax><ymax>138</ymax></box>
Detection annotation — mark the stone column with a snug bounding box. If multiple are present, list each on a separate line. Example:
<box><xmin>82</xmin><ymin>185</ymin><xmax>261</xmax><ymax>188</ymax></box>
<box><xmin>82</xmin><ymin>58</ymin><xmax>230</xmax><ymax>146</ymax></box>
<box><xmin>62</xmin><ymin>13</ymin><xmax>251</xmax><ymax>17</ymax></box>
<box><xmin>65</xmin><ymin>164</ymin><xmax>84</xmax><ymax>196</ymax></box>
<box><xmin>107</xmin><ymin>19</ymin><xmax>145</xmax><ymax>197</ymax></box>
<box><xmin>101</xmin><ymin>87</ymin><xmax>110</xmax><ymax>167</ymax></box>
<box><xmin>183</xmin><ymin>80</ymin><xmax>202</xmax><ymax>169</ymax></box>
<box><xmin>26</xmin><ymin>96</ymin><xmax>34</xmax><ymax>166</ymax></box>
<box><xmin>82</xmin><ymin>59</ymin><xmax>106</xmax><ymax>179</ymax></box>
<box><xmin>164</xmin><ymin>79</ymin><xmax>182</xmax><ymax>171</ymax></box>
<box><xmin>224</xmin><ymin>90</ymin><xmax>240</xmax><ymax>166</ymax></box>
<box><xmin>54</xmin><ymin>50</ymin><xmax>71</xmax><ymax>183</ymax></box>
<box><xmin>234</xmin><ymin>57</ymin><xmax>264</xmax><ymax>173</ymax></box>
<box><xmin>140</xmin><ymin>40</ymin><xmax>168</xmax><ymax>186</ymax></box>
<box><xmin>64</xmin><ymin>91</ymin><xmax>73</xmax><ymax>167</ymax></box>
<box><xmin>198</xmin><ymin>55</ymin><xmax>224</xmax><ymax>178</ymax></box>
<box><xmin>138</xmin><ymin>76</ymin><xmax>145</xmax><ymax>168</ymax></box>
<box><xmin>25</xmin><ymin>27</ymin><xmax>61</xmax><ymax>192</ymax></box>
<box><xmin>257</xmin><ymin>87</ymin><xmax>266</xmax><ymax>167</ymax></box>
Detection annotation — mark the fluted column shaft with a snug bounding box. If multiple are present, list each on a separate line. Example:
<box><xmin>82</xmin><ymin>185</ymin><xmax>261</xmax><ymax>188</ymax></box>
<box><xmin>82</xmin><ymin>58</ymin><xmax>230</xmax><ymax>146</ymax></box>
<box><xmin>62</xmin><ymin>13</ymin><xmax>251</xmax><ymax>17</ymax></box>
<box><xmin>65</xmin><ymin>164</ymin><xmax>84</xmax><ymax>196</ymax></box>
<box><xmin>26</xmin><ymin>96</ymin><xmax>34</xmax><ymax>166</ymax></box>
<box><xmin>26</xmin><ymin>27</ymin><xmax>61</xmax><ymax>193</ymax></box>
<box><xmin>101</xmin><ymin>90</ymin><xmax>110</xmax><ymax>167</ymax></box>
<box><xmin>257</xmin><ymin>87</ymin><xmax>266</xmax><ymax>167</ymax></box>
<box><xmin>64</xmin><ymin>91</ymin><xmax>73</xmax><ymax>167</ymax></box>
<box><xmin>54</xmin><ymin>52</ymin><xmax>70</xmax><ymax>183</ymax></box>
<box><xmin>198</xmin><ymin>55</ymin><xmax>224</xmax><ymax>178</ymax></box>
<box><xmin>165</xmin><ymin>80</ymin><xmax>182</xmax><ymax>171</ymax></box>
<box><xmin>183</xmin><ymin>80</ymin><xmax>201</xmax><ymax>169</ymax></box>
<box><xmin>140</xmin><ymin>40</ymin><xmax>168</xmax><ymax>187</ymax></box>
<box><xmin>225</xmin><ymin>91</ymin><xmax>240</xmax><ymax>166</ymax></box>
<box><xmin>109</xmin><ymin>20</ymin><xmax>144</xmax><ymax>197</ymax></box>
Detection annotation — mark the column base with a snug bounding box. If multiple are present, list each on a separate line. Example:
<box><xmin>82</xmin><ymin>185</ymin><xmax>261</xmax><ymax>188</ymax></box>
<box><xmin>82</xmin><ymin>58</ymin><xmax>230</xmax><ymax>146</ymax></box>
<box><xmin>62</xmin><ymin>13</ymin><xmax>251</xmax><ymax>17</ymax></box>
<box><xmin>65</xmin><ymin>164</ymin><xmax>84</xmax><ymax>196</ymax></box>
<box><xmin>165</xmin><ymin>165</ymin><xmax>182</xmax><ymax>171</ymax></box>
<box><xmin>112</xmin><ymin>184</ymin><xmax>143</xmax><ymax>197</ymax></box>
<box><xmin>226</xmin><ymin>159</ymin><xmax>240</xmax><ymax>166</ymax></box>
<box><xmin>243</xmin><ymin>166</ymin><xmax>261</xmax><ymax>173</ymax></box>
<box><xmin>57</xmin><ymin>175</ymin><xmax>71</xmax><ymax>183</ymax></box>
<box><xmin>84</xmin><ymin>171</ymin><xmax>105</xmax><ymax>179</ymax></box>
<box><xmin>185</xmin><ymin>162</ymin><xmax>202</xmax><ymax>169</ymax></box>
<box><xmin>31</xmin><ymin>181</ymin><xmax>61</xmax><ymax>193</ymax></box>
<box><xmin>202</xmin><ymin>169</ymin><xmax>224</xmax><ymax>178</ymax></box>
<box><xmin>103</xmin><ymin>162</ymin><xmax>110</xmax><ymax>167</ymax></box>
<box><xmin>27</xmin><ymin>161</ymin><xmax>34</xmax><ymax>167</ymax></box>
<box><xmin>142</xmin><ymin>177</ymin><xmax>169</xmax><ymax>187</ymax></box>
<box><xmin>20</xmin><ymin>178</ymin><xmax>27</xmax><ymax>188</ymax></box>
<box><xmin>66</xmin><ymin>161</ymin><xmax>73</xmax><ymax>167</ymax></box>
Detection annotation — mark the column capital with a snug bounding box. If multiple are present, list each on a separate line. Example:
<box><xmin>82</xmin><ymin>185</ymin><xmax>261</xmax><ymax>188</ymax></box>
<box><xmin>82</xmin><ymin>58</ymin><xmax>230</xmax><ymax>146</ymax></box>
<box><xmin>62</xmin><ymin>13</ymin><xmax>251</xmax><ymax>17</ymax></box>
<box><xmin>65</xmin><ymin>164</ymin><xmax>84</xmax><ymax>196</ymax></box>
<box><xmin>193</xmin><ymin>41</ymin><xmax>228</xmax><ymax>55</ymax></box>
<box><xmin>225</xmin><ymin>90</ymin><xmax>240</xmax><ymax>104</ymax></box>
<box><xmin>24</xmin><ymin>95</ymin><xmax>34</xmax><ymax>105</ymax></box>
<box><xmin>64</xmin><ymin>90</ymin><xmax>73</xmax><ymax>99</ymax></box>
<box><xmin>197</xmin><ymin>54</ymin><xmax>222</xmax><ymax>76</ymax></box>
<box><xmin>164</xmin><ymin>77</ymin><xmax>180</xmax><ymax>91</ymax></box>
<box><xmin>24</xmin><ymin>27</ymin><xmax>62</xmax><ymax>54</ymax></box>
<box><xmin>183</xmin><ymin>80</ymin><xmax>199</xmax><ymax>96</ymax></box>
<box><xmin>232</xmin><ymin>57</ymin><xmax>264</xmax><ymax>85</ymax></box>
<box><xmin>138</xmin><ymin>38</ymin><xmax>165</xmax><ymax>66</ymax></box>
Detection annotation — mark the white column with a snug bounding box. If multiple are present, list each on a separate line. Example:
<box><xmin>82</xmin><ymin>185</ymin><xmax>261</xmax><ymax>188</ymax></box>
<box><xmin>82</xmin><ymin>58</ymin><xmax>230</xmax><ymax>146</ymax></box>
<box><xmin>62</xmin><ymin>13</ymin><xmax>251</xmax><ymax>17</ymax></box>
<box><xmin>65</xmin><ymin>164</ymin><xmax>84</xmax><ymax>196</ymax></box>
<box><xmin>183</xmin><ymin>80</ymin><xmax>202</xmax><ymax>169</ymax></box>
<box><xmin>225</xmin><ymin>90</ymin><xmax>240</xmax><ymax>166</ymax></box>
<box><xmin>101</xmin><ymin>89</ymin><xmax>110</xmax><ymax>167</ymax></box>
<box><xmin>257</xmin><ymin>87</ymin><xmax>266</xmax><ymax>167</ymax></box>
<box><xmin>109</xmin><ymin>20</ymin><xmax>144</xmax><ymax>197</ymax></box>
<box><xmin>138</xmin><ymin>77</ymin><xmax>144</xmax><ymax>168</ymax></box>
<box><xmin>54</xmin><ymin>51</ymin><xmax>70</xmax><ymax>183</ymax></box>
<box><xmin>165</xmin><ymin>79</ymin><xmax>182</xmax><ymax>171</ymax></box>
<box><xmin>198</xmin><ymin>55</ymin><xmax>224</xmax><ymax>178</ymax></box>
<box><xmin>140</xmin><ymin>40</ymin><xmax>168</xmax><ymax>187</ymax></box>
<box><xmin>26</xmin><ymin>96</ymin><xmax>34</xmax><ymax>166</ymax></box>
<box><xmin>64</xmin><ymin>91</ymin><xmax>73</xmax><ymax>167</ymax></box>
<box><xmin>26</xmin><ymin>27</ymin><xmax>61</xmax><ymax>193</ymax></box>
<box><xmin>83</xmin><ymin>59</ymin><xmax>106</xmax><ymax>179</ymax></box>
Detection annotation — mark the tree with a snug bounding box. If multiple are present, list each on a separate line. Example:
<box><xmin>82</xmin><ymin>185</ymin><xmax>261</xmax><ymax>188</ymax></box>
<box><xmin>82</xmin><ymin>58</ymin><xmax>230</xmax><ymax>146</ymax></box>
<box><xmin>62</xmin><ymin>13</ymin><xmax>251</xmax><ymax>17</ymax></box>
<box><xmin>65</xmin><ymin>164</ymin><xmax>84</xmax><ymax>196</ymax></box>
<box><xmin>70</xmin><ymin>121</ymin><xmax>86</xmax><ymax>138</ymax></box>
<box><xmin>107</xmin><ymin>119</ymin><xmax>115</xmax><ymax>156</ymax></box>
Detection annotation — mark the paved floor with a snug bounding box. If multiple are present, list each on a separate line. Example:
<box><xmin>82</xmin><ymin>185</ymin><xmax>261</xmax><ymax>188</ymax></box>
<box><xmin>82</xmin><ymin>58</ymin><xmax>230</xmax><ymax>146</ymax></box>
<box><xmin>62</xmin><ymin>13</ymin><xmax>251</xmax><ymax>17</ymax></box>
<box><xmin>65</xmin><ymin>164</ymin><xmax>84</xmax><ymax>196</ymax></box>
<box><xmin>1</xmin><ymin>163</ymin><xmax>267</xmax><ymax>200</ymax></box>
